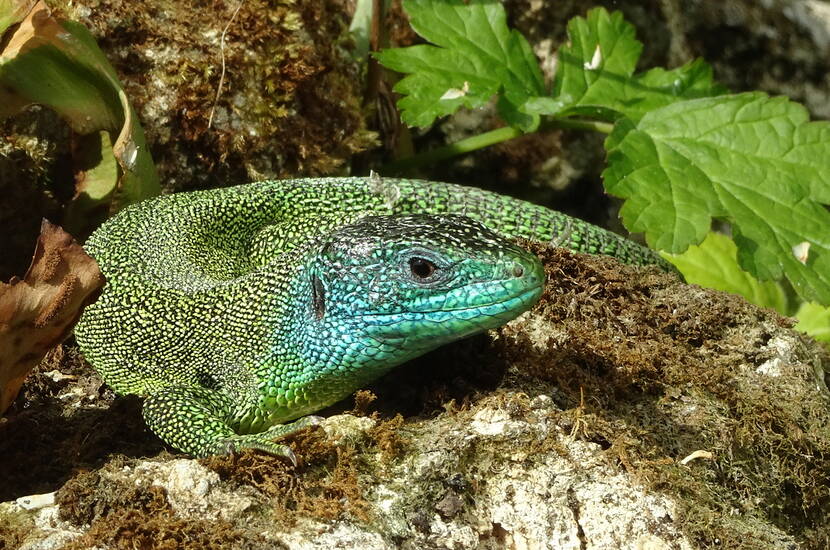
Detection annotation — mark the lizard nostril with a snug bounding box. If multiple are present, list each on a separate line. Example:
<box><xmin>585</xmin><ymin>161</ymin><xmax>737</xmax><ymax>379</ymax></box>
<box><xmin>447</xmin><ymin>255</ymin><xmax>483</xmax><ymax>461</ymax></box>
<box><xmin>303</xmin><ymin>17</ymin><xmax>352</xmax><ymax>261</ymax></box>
<box><xmin>512</xmin><ymin>264</ymin><xmax>524</xmax><ymax>278</ymax></box>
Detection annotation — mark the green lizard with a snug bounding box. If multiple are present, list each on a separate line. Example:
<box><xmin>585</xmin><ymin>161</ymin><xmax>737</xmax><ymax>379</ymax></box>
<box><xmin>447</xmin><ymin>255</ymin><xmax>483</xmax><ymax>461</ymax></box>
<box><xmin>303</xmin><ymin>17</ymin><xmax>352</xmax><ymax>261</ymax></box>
<box><xmin>74</xmin><ymin>176</ymin><xmax>670</xmax><ymax>460</ymax></box>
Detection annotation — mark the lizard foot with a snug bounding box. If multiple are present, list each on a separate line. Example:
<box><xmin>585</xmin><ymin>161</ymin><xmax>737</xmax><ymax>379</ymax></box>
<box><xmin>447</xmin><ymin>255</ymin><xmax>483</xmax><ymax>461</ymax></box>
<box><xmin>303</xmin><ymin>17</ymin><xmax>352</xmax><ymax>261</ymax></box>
<box><xmin>143</xmin><ymin>385</ymin><xmax>322</xmax><ymax>460</ymax></box>
<box><xmin>203</xmin><ymin>415</ymin><xmax>324</xmax><ymax>464</ymax></box>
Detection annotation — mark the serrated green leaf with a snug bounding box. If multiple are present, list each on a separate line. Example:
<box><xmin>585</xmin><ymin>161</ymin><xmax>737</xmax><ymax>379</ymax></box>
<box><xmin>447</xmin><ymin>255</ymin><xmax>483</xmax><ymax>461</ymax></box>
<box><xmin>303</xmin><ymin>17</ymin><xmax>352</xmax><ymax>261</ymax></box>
<box><xmin>374</xmin><ymin>0</ymin><xmax>545</xmax><ymax>129</ymax></box>
<box><xmin>795</xmin><ymin>302</ymin><xmax>830</xmax><ymax>342</ymax></box>
<box><xmin>553</xmin><ymin>9</ymin><xmax>640</xmax><ymax>109</ymax></box>
<box><xmin>497</xmin><ymin>93</ymin><xmax>540</xmax><ymax>132</ymax></box>
<box><xmin>627</xmin><ymin>60</ymin><xmax>728</xmax><ymax>121</ymax></box>
<box><xmin>553</xmin><ymin>8</ymin><xmax>724</xmax><ymax>122</ymax></box>
<box><xmin>661</xmin><ymin>232</ymin><xmax>788</xmax><ymax>313</ymax></box>
<box><xmin>604</xmin><ymin>92</ymin><xmax>830</xmax><ymax>305</ymax></box>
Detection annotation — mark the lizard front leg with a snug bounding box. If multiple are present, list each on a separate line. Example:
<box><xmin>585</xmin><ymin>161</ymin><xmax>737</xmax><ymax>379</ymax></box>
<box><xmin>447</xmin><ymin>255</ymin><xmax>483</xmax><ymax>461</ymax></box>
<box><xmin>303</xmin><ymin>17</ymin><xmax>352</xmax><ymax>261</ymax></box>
<box><xmin>142</xmin><ymin>385</ymin><xmax>318</xmax><ymax>461</ymax></box>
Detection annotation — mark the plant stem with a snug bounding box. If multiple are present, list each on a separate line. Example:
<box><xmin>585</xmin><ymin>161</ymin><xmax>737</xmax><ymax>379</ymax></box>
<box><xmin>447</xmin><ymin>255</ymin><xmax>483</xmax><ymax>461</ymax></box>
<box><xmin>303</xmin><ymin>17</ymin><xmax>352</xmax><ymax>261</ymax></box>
<box><xmin>383</xmin><ymin>126</ymin><xmax>521</xmax><ymax>173</ymax></box>
<box><xmin>381</xmin><ymin>117</ymin><xmax>614</xmax><ymax>173</ymax></box>
<box><xmin>545</xmin><ymin>117</ymin><xmax>614</xmax><ymax>134</ymax></box>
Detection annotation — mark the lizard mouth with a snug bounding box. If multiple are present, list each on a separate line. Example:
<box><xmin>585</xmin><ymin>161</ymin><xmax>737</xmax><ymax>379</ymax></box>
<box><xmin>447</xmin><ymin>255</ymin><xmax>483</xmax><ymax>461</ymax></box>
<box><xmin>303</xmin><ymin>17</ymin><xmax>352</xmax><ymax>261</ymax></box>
<box><xmin>360</xmin><ymin>283</ymin><xmax>543</xmax><ymax>342</ymax></box>
<box><xmin>436</xmin><ymin>283</ymin><xmax>543</xmax><ymax>314</ymax></box>
<box><xmin>422</xmin><ymin>284</ymin><xmax>543</xmax><ymax>315</ymax></box>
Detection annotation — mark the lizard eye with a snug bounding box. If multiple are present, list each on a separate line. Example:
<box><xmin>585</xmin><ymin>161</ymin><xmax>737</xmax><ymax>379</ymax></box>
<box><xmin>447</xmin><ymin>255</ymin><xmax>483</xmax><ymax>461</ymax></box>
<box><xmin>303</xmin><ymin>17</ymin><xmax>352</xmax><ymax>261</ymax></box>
<box><xmin>409</xmin><ymin>257</ymin><xmax>437</xmax><ymax>280</ymax></box>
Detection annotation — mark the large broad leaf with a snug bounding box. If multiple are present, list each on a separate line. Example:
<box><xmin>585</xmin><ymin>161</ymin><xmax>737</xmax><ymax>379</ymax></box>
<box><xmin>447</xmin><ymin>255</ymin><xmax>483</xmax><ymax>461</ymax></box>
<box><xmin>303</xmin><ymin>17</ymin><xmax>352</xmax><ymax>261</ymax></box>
<box><xmin>604</xmin><ymin>92</ymin><xmax>830</xmax><ymax>305</ymax></box>
<box><xmin>0</xmin><ymin>1</ymin><xmax>159</xmax><ymax>237</ymax></box>
<box><xmin>374</xmin><ymin>0</ymin><xmax>546</xmax><ymax>130</ymax></box>
<box><xmin>552</xmin><ymin>8</ymin><xmax>724</xmax><ymax>122</ymax></box>
<box><xmin>661</xmin><ymin>232</ymin><xmax>789</xmax><ymax>313</ymax></box>
<box><xmin>795</xmin><ymin>302</ymin><xmax>830</xmax><ymax>342</ymax></box>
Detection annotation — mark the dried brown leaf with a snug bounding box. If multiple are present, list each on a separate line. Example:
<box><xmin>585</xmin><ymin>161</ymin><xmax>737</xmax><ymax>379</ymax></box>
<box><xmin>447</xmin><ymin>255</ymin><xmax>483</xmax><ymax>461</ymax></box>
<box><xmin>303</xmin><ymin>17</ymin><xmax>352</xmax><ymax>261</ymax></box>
<box><xmin>0</xmin><ymin>220</ymin><xmax>104</xmax><ymax>415</ymax></box>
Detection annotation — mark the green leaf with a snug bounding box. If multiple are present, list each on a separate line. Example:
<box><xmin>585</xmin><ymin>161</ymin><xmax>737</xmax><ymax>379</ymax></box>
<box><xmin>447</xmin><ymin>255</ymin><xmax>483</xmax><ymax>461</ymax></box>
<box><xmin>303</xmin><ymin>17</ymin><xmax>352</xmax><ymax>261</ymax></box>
<box><xmin>374</xmin><ymin>0</ymin><xmax>545</xmax><ymax>129</ymax></box>
<box><xmin>0</xmin><ymin>5</ymin><xmax>160</xmax><ymax>237</ymax></box>
<box><xmin>661</xmin><ymin>232</ymin><xmax>788</xmax><ymax>313</ymax></box>
<box><xmin>795</xmin><ymin>302</ymin><xmax>830</xmax><ymax>342</ymax></box>
<box><xmin>0</xmin><ymin>0</ymin><xmax>34</xmax><ymax>36</ymax></box>
<box><xmin>348</xmin><ymin>0</ymin><xmax>376</xmax><ymax>60</ymax></box>
<box><xmin>604</xmin><ymin>92</ymin><xmax>830</xmax><ymax>305</ymax></box>
<box><xmin>553</xmin><ymin>8</ymin><xmax>724</xmax><ymax>122</ymax></box>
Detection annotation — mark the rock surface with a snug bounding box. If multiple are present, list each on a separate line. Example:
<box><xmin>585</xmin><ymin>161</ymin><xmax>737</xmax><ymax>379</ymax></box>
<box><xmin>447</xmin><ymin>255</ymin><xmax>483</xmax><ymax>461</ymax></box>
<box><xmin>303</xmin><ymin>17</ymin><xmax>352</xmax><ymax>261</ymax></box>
<box><xmin>1</xmin><ymin>248</ymin><xmax>828</xmax><ymax>549</ymax></box>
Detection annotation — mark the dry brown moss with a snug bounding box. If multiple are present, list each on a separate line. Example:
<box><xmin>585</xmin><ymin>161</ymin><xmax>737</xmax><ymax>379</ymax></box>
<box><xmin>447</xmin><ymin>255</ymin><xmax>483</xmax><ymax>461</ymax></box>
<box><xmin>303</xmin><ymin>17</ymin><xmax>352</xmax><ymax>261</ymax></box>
<box><xmin>497</xmin><ymin>245</ymin><xmax>830</xmax><ymax>549</ymax></box>
<box><xmin>203</xmin><ymin>426</ymin><xmax>369</xmax><ymax>525</ymax></box>
<box><xmin>366</xmin><ymin>413</ymin><xmax>407</xmax><ymax>460</ymax></box>
<box><xmin>347</xmin><ymin>389</ymin><xmax>378</xmax><ymax>417</ymax></box>
<box><xmin>0</xmin><ymin>506</ymin><xmax>34</xmax><ymax>550</ymax></box>
<box><xmin>55</xmin><ymin>466</ymin><xmax>267</xmax><ymax>550</ymax></box>
<box><xmin>200</xmin><ymin>411</ymin><xmax>408</xmax><ymax>527</ymax></box>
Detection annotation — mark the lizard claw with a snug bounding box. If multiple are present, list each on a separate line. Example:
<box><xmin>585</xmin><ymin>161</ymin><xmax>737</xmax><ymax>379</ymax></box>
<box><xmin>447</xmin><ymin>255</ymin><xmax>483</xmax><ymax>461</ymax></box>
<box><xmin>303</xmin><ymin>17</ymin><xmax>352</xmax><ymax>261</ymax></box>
<box><xmin>282</xmin><ymin>447</ymin><xmax>298</xmax><ymax>467</ymax></box>
<box><xmin>302</xmin><ymin>415</ymin><xmax>324</xmax><ymax>427</ymax></box>
<box><xmin>204</xmin><ymin>415</ymin><xmax>324</xmax><ymax>461</ymax></box>
<box><xmin>207</xmin><ymin>435</ymin><xmax>296</xmax><ymax>464</ymax></box>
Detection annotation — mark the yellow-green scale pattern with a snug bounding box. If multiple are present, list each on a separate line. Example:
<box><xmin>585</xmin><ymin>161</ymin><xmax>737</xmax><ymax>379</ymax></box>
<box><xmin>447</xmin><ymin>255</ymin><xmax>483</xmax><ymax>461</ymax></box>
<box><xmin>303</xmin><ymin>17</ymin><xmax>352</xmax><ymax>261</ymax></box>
<box><xmin>74</xmin><ymin>177</ymin><xmax>670</xmax><ymax>458</ymax></box>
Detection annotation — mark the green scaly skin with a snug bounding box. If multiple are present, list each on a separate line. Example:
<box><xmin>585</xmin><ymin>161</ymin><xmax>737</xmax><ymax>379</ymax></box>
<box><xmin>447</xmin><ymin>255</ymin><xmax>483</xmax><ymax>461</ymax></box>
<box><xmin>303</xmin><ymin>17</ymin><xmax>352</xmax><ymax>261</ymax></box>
<box><xmin>74</xmin><ymin>177</ymin><xmax>671</xmax><ymax>459</ymax></box>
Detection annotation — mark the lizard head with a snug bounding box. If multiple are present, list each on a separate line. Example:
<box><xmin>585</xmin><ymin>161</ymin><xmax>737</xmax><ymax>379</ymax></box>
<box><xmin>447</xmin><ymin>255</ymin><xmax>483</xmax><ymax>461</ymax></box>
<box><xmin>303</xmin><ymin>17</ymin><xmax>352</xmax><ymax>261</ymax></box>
<box><xmin>301</xmin><ymin>213</ymin><xmax>544</xmax><ymax>368</ymax></box>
